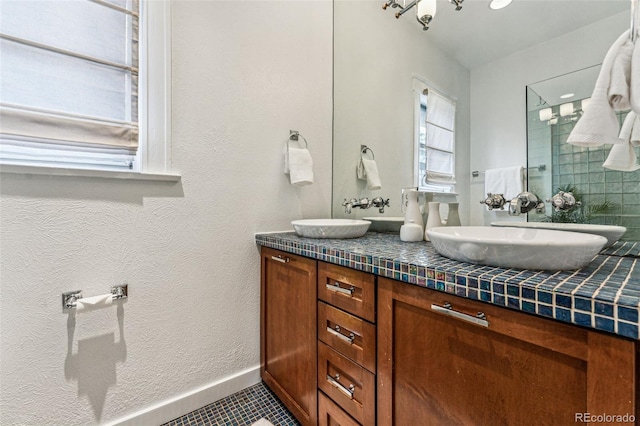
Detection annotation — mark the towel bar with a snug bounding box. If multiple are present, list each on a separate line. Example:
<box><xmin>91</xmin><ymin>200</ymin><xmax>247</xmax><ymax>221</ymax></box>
<box><xmin>472</xmin><ymin>164</ymin><xmax>546</xmax><ymax>178</ymax></box>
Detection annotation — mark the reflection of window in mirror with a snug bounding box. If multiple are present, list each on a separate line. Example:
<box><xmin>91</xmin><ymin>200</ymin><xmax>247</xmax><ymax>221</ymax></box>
<box><xmin>413</xmin><ymin>78</ymin><xmax>456</xmax><ymax>193</ymax></box>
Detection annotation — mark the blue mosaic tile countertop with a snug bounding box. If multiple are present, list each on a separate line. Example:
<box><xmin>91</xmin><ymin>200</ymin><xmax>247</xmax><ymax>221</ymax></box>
<box><xmin>256</xmin><ymin>231</ymin><xmax>640</xmax><ymax>340</ymax></box>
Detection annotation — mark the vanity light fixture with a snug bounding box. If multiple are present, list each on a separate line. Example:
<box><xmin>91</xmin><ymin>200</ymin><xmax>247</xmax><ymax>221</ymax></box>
<box><xmin>539</xmin><ymin>107</ymin><xmax>554</xmax><ymax>122</ymax></box>
<box><xmin>560</xmin><ymin>102</ymin><xmax>575</xmax><ymax>117</ymax></box>
<box><xmin>383</xmin><ymin>0</ymin><xmax>462</xmax><ymax>31</ymax></box>
<box><xmin>581</xmin><ymin>98</ymin><xmax>592</xmax><ymax>111</ymax></box>
<box><xmin>489</xmin><ymin>0</ymin><xmax>512</xmax><ymax>10</ymax></box>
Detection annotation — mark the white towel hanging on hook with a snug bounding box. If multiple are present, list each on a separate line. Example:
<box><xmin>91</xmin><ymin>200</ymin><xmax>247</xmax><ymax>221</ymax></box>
<box><xmin>631</xmin><ymin>0</ymin><xmax>639</xmax><ymax>42</ymax></box>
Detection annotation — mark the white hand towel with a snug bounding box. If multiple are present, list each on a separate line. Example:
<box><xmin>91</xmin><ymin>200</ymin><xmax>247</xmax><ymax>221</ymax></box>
<box><xmin>609</xmin><ymin>39</ymin><xmax>634</xmax><ymax>111</ymax></box>
<box><xmin>603</xmin><ymin>112</ymin><xmax>640</xmax><ymax>171</ymax></box>
<box><xmin>632</xmin><ymin>35</ymin><xmax>640</xmax><ymax>114</ymax></box>
<box><xmin>356</xmin><ymin>158</ymin><xmax>382</xmax><ymax>190</ymax></box>
<box><xmin>484</xmin><ymin>166</ymin><xmax>523</xmax><ymax>209</ymax></box>
<box><xmin>568</xmin><ymin>30</ymin><xmax>630</xmax><ymax>147</ymax></box>
<box><xmin>284</xmin><ymin>144</ymin><xmax>314</xmax><ymax>186</ymax></box>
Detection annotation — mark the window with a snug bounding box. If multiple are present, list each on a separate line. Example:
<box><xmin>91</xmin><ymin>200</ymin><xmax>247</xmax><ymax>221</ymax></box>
<box><xmin>414</xmin><ymin>78</ymin><xmax>456</xmax><ymax>193</ymax></box>
<box><xmin>0</xmin><ymin>0</ymin><xmax>174</xmax><ymax>178</ymax></box>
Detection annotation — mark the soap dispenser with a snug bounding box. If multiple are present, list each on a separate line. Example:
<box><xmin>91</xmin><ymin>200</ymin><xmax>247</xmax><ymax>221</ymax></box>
<box><xmin>400</xmin><ymin>220</ymin><xmax>423</xmax><ymax>242</ymax></box>
<box><xmin>403</xmin><ymin>188</ymin><xmax>424</xmax><ymax>228</ymax></box>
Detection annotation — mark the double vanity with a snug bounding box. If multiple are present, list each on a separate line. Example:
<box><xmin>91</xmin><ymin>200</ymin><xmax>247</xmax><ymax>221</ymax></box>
<box><xmin>257</xmin><ymin>226</ymin><xmax>639</xmax><ymax>425</ymax></box>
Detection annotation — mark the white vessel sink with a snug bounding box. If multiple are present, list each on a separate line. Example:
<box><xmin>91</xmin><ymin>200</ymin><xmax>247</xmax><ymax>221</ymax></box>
<box><xmin>427</xmin><ymin>226</ymin><xmax>607</xmax><ymax>271</ymax></box>
<box><xmin>363</xmin><ymin>216</ymin><xmax>404</xmax><ymax>233</ymax></box>
<box><xmin>491</xmin><ymin>221</ymin><xmax>626</xmax><ymax>247</ymax></box>
<box><xmin>291</xmin><ymin>219</ymin><xmax>371</xmax><ymax>239</ymax></box>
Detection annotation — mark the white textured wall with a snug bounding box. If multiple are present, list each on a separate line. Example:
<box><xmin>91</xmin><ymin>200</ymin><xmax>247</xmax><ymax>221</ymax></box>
<box><xmin>332</xmin><ymin>0</ymin><xmax>471</xmax><ymax>224</ymax></box>
<box><xmin>469</xmin><ymin>12</ymin><xmax>627</xmax><ymax>225</ymax></box>
<box><xmin>0</xmin><ymin>1</ymin><xmax>332</xmax><ymax>424</ymax></box>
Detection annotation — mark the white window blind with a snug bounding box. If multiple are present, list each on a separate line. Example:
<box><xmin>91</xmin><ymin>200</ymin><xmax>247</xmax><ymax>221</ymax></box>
<box><xmin>0</xmin><ymin>0</ymin><xmax>140</xmax><ymax>171</ymax></box>
<box><xmin>416</xmin><ymin>84</ymin><xmax>456</xmax><ymax>193</ymax></box>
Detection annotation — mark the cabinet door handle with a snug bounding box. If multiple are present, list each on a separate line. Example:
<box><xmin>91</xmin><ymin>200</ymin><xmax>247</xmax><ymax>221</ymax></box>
<box><xmin>271</xmin><ymin>255</ymin><xmax>290</xmax><ymax>263</ymax></box>
<box><xmin>326</xmin><ymin>283</ymin><xmax>354</xmax><ymax>296</ymax></box>
<box><xmin>326</xmin><ymin>374</ymin><xmax>354</xmax><ymax>399</ymax></box>
<box><xmin>326</xmin><ymin>326</ymin><xmax>355</xmax><ymax>344</ymax></box>
<box><xmin>431</xmin><ymin>302</ymin><xmax>489</xmax><ymax>327</ymax></box>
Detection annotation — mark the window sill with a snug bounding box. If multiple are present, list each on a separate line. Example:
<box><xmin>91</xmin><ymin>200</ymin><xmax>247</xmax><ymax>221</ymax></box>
<box><xmin>0</xmin><ymin>164</ymin><xmax>181</xmax><ymax>182</ymax></box>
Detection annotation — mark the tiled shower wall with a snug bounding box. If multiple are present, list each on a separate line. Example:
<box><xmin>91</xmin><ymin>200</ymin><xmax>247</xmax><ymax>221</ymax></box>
<box><xmin>528</xmin><ymin>104</ymin><xmax>640</xmax><ymax>241</ymax></box>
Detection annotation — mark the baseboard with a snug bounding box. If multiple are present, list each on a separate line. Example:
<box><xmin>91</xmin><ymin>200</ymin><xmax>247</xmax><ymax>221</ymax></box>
<box><xmin>107</xmin><ymin>365</ymin><xmax>261</xmax><ymax>426</ymax></box>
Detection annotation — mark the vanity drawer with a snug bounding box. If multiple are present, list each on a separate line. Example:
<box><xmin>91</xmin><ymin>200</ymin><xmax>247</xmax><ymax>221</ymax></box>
<box><xmin>318</xmin><ymin>342</ymin><xmax>375</xmax><ymax>426</ymax></box>
<box><xmin>318</xmin><ymin>391</ymin><xmax>360</xmax><ymax>426</ymax></box>
<box><xmin>318</xmin><ymin>301</ymin><xmax>376</xmax><ymax>373</ymax></box>
<box><xmin>318</xmin><ymin>262</ymin><xmax>375</xmax><ymax>323</ymax></box>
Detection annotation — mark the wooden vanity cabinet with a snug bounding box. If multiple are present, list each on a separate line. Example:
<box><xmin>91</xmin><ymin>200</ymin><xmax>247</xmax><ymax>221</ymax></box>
<box><xmin>317</xmin><ymin>262</ymin><xmax>377</xmax><ymax>426</ymax></box>
<box><xmin>260</xmin><ymin>247</ymin><xmax>318</xmax><ymax>426</ymax></box>
<box><xmin>261</xmin><ymin>245</ymin><xmax>638</xmax><ymax>426</ymax></box>
<box><xmin>377</xmin><ymin>277</ymin><xmax>638</xmax><ymax>426</ymax></box>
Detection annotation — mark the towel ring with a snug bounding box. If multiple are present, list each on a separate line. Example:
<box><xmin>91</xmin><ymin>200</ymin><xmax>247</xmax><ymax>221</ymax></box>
<box><xmin>360</xmin><ymin>145</ymin><xmax>375</xmax><ymax>160</ymax></box>
<box><xmin>289</xmin><ymin>130</ymin><xmax>308</xmax><ymax>149</ymax></box>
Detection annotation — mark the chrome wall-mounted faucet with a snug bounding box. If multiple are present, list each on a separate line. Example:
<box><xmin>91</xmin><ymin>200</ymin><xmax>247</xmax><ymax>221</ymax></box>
<box><xmin>508</xmin><ymin>192</ymin><xmax>545</xmax><ymax>216</ymax></box>
<box><xmin>480</xmin><ymin>193</ymin><xmax>507</xmax><ymax>211</ymax></box>
<box><xmin>342</xmin><ymin>197</ymin><xmax>390</xmax><ymax>214</ymax></box>
<box><xmin>546</xmin><ymin>191</ymin><xmax>581</xmax><ymax>212</ymax></box>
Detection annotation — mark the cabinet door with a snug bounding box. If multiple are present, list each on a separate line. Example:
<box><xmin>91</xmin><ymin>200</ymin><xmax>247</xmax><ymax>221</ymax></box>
<box><xmin>261</xmin><ymin>247</ymin><xmax>317</xmax><ymax>426</ymax></box>
<box><xmin>377</xmin><ymin>277</ymin><xmax>637</xmax><ymax>426</ymax></box>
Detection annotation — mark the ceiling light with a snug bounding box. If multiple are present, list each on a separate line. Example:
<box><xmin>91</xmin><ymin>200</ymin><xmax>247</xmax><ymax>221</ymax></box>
<box><xmin>489</xmin><ymin>0</ymin><xmax>512</xmax><ymax>10</ymax></box>
<box><xmin>560</xmin><ymin>93</ymin><xmax>575</xmax><ymax>99</ymax></box>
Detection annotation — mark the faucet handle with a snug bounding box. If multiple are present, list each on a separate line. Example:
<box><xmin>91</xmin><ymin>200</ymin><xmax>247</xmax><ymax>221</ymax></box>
<box><xmin>372</xmin><ymin>197</ymin><xmax>390</xmax><ymax>213</ymax></box>
<box><xmin>342</xmin><ymin>198</ymin><xmax>357</xmax><ymax>214</ymax></box>
<box><xmin>546</xmin><ymin>191</ymin><xmax>581</xmax><ymax>212</ymax></box>
<box><xmin>481</xmin><ymin>193</ymin><xmax>506</xmax><ymax>211</ymax></box>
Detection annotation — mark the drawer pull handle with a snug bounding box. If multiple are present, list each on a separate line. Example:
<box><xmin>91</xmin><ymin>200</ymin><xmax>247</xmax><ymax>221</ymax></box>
<box><xmin>326</xmin><ymin>326</ymin><xmax>355</xmax><ymax>344</ymax></box>
<box><xmin>271</xmin><ymin>255</ymin><xmax>290</xmax><ymax>264</ymax></box>
<box><xmin>431</xmin><ymin>302</ymin><xmax>489</xmax><ymax>327</ymax></box>
<box><xmin>326</xmin><ymin>283</ymin><xmax>354</xmax><ymax>296</ymax></box>
<box><xmin>326</xmin><ymin>374</ymin><xmax>354</xmax><ymax>399</ymax></box>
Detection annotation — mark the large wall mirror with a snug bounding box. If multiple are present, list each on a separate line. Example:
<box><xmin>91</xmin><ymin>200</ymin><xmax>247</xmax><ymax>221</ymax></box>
<box><xmin>332</xmin><ymin>0</ymin><xmax>471</xmax><ymax>223</ymax></box>
<box><xmin>333</xmin><ymin>0</ymin><xmax>632</xmax><ymax>235</ymax></box>
<box><xmin>527</xmin><ymin>67</ymin><xmax>640</xmax><ymax>241</ymax></box>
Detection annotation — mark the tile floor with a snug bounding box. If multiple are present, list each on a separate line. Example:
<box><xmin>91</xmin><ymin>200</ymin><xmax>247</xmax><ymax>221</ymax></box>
<box><xmin>162</xmin><ymin>382</ymin><xmax>300</xmax><ymax>426</ymax></box>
